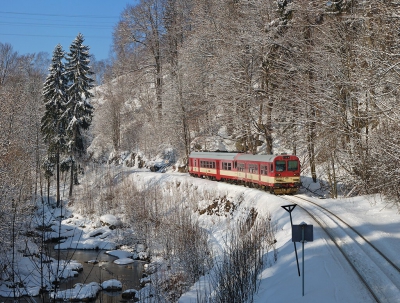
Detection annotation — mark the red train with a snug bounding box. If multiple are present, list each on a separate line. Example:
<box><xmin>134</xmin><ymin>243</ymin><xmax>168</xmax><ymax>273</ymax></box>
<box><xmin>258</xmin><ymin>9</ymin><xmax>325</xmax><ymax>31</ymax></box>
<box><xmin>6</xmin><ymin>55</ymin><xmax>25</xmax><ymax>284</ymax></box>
<box><xmin>188</xmin><ymin>152</ymin><xmax>301</xmax><ymax>194</ymax></box>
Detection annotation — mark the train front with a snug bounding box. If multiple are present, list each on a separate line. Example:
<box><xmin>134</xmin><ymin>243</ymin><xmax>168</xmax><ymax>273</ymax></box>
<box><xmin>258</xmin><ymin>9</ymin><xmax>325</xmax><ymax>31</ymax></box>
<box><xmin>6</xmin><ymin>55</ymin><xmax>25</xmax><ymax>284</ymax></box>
<box><xmin>271</xmin><ymin>154</ymin><xmax>301</xmax><ymax>194</ymax></box>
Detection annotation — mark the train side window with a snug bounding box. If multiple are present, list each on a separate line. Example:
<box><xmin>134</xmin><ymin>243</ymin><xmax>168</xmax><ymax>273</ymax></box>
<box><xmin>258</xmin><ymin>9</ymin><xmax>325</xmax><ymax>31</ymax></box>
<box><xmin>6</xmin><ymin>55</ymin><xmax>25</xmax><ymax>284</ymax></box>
<box><xmin>202</xmin><ymin>161</ymin><xmax>212</xmax><ymax>168</ymax></box>
<box><xmin>238</xmin><ymin>163</ymin><xmax>245</xmax><ymax>172</ymax></box>
<box><xmin>288</xmin><ymin>160</ymin><xmax>298</xmax><ymax>171</ymax></box>
<box><xmin>276</xmin><ymin>161</ymin><xmax>286</xmax><ymax>172</ymax></box>
<box><xmin>222</xmin><ymin>162</ymin><xmax>232</xmax><ymax>170</ymax></box>
<box><xmin>248</xmin><ymin>164</ymin><xmax>258</xmax><ymax>173</ymax></box>
<box><xmin>212</xmin><ymin>162</ymin><xmax>215</xmax><ymax>169</ymax></box>
<box><xmin>260</xmin><ymin>165</ymin><xmax>267</xmax><ymax>175</ymax></box>
<box><xmin>270</xmin><ymin>164</ymin><xmax>273</xmax><ymax>172</ymax></box>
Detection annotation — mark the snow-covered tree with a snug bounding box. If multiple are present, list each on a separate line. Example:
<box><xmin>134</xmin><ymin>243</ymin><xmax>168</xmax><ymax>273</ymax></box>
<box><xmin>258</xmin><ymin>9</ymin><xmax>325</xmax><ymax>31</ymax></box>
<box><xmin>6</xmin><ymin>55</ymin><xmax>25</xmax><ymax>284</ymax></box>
<box><xmin>116</xmin><ymin>0</ymin><xmax>164</xmax><ymax>120</ymax></box>
<box><xmin>41</xmin><ymin>44</ymin><xmax>68</xmax><ymax>207</ymax></box>
<box><xmin>0</xmin><ymin>42</ymin><xmax>18</xmax><ymax>86</ymax></box>
<box><xmin>65</xmin><ymin>33</ymin><xmax>94</xmax><ymax>197</ymax></box>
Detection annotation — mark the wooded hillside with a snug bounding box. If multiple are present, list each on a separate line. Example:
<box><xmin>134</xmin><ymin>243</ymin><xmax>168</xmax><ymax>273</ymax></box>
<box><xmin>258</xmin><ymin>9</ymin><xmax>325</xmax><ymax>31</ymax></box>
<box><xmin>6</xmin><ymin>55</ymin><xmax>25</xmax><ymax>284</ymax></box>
<box><xmin>97</xmin><ymin>1</ymin><xmax>400</xmax><ymax>200</ymax></box>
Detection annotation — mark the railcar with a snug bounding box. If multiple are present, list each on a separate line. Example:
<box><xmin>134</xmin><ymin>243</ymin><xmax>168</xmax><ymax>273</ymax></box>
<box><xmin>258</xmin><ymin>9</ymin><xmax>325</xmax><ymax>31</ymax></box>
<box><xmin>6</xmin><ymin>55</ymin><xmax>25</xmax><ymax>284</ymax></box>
<box><xmin>188</xmin><ymin>151</ymin><xmax>301</xmax><ymax>194</ymax></box>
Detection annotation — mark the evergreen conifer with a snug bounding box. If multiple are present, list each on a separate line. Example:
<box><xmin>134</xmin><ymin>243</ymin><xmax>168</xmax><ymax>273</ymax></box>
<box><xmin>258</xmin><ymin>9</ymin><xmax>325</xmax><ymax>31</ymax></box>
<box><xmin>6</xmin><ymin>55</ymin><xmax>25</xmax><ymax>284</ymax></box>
<box><xmin>41</xmin><ymin>44</ymin><xmax>68</xmax><ymax>207</ymax></box>
<box><xmin>65</xmin><ymin>33</ymin><xmax>94</xmax><ymax>197</ymax></box>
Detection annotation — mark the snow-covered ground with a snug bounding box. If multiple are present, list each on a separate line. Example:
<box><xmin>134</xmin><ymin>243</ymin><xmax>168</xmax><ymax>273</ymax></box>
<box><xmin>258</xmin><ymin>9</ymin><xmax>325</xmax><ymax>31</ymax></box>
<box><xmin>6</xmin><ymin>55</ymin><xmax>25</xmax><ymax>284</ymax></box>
<box><xmin>1</xmin><ymin>169</ymin><xmax>399</xmax><ymax>302</ymax></box>
<box><xmin>129</xmin><ymin>171</ymin><xmax>400</xmax><ymax>303</ymax></box>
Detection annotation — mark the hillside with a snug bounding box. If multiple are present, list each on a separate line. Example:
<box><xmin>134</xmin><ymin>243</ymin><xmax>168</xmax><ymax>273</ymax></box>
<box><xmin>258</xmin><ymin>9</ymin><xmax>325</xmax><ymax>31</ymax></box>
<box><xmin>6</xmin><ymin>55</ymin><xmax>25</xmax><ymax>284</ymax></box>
<box><xmin>130</xmin><ymin>170</ymin><xmax>399</xmax><ymax>303</ymax></box>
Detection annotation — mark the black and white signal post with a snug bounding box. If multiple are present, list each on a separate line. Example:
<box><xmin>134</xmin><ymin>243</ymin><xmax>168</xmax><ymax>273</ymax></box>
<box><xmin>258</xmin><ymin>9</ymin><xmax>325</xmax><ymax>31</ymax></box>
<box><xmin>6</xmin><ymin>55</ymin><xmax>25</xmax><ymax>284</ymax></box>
<box><xmin>282</xmin><ymin>204</ymin><xmax>314</xmax><ymax>296</ymax></box>
<box><xmin>281</xmin><ymin>204</ymin><xmax>300</xmax><ymax>276</ymax></box>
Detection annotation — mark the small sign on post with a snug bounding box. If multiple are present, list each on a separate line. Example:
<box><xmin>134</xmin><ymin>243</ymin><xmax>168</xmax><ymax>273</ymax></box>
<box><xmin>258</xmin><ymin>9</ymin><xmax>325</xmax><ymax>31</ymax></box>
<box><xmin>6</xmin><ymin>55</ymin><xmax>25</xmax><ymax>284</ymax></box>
<box><xmin>292</xmin><ymin>222</ymin><xmax>313</xmax><ymax>296</ymax></box>
<box><xmin>292</xmin><ymin>223</ymin><xmax>313</xmax><ymax>242</ymax></box>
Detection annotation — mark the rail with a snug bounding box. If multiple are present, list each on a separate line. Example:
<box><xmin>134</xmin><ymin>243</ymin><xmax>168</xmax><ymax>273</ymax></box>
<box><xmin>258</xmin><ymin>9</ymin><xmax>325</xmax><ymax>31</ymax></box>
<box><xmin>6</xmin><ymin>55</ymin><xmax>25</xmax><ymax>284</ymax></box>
<box><xmin>281</xmin><ymin>195</ymin><xmax>400</xmax><ymax>303</ymax></box>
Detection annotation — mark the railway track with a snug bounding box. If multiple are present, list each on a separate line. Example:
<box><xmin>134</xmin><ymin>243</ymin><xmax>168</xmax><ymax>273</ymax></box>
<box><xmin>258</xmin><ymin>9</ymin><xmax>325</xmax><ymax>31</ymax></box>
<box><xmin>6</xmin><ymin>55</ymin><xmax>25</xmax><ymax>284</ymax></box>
<box><xmin>282</xmin><ymin>195</ymin><xmax>400</xmax><ymax>303</ymax></box>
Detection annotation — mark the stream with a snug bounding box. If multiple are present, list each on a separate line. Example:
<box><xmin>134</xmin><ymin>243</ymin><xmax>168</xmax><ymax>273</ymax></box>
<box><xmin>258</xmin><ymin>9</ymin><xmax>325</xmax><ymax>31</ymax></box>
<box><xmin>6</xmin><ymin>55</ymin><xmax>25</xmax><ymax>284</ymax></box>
<box><xmin>1</xmin><ymin>249</ymin><xmax>145</xmax><ymax>303</ymax></box>
<box><xmin>53</xmin><ymin>249</ymin><xmax>144</xmax><ymax>302</ymax></box>
<box><xmin>55</xmin><ymin>249</ymin><xmax>144</xmax><ymax>302</ymax></box>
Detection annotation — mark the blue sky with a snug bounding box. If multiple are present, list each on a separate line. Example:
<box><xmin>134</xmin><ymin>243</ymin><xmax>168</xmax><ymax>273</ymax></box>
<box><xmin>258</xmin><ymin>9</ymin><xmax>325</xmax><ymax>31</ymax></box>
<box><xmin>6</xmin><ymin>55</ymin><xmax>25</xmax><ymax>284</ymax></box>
<box><xmin>0</xmin><ymin>0</ymin><xmax>138</xmax><ymax>61</ymax></box>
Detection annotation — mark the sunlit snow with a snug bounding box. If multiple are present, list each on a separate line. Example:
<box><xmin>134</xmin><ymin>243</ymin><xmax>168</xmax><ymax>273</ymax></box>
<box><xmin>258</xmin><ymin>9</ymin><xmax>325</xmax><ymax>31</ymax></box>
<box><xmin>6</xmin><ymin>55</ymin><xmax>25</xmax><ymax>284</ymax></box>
<box><xmin>1</xmin><ymin>168</ymin><xmax>399</xmax><ymax>302</ymax></box>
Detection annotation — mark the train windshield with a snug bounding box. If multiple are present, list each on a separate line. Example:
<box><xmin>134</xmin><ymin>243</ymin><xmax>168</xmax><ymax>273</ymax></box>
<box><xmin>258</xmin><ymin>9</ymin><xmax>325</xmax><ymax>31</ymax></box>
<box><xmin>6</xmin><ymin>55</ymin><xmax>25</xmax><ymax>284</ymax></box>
<box><xmin>275</xmin><ymin>161</ymin><xmax>286</xmax><ymax>172</ymax></box>
<box><xmin>288</xmin><ymin>160</ymin><xmax>298</xmax><ymax>171</ymax></box>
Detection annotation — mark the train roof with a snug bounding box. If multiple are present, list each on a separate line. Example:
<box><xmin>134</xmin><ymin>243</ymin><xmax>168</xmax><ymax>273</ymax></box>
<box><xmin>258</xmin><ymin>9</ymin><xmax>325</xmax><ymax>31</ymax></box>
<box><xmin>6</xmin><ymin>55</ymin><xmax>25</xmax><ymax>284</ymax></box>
<box><xmin>236</xmin><ymin>154</ymin><xmax>299</xmax><ymax>162</ymax></box>
<box><xmin>236</xmin><ymin>154</ymin><xmax>277</xmax><ymax>162</ymax></box>
<box><xmin>189</xmin><ymin>152</ymin><xmax>238</xmax><ymax>160</ymax></box>
<box><xmin>189</xmin><ymin>152</ymin><xmax>298</xmax><ymax>162</ymax></box>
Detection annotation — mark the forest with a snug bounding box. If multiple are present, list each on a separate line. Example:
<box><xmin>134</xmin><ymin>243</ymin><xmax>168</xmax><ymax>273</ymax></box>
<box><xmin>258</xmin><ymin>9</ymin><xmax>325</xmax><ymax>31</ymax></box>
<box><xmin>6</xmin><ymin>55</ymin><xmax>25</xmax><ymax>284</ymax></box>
<box><xmin>0</xmin><ymin>0</ymin><xmax>400</xmax><ymax>301</ymax></box>
<box><xmin>99</xmin><ymin>0</ymin><xmax>400</xmax><ymax>201</ymax></box>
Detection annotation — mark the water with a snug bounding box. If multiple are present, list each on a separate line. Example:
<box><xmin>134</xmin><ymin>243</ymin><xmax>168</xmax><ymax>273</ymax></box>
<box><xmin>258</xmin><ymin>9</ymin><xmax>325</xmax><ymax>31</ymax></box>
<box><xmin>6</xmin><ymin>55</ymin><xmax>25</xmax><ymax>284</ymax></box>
<box><xmin>1</xmin><ymin>249</ymin><xmax>145</xmax><ymax>303</ymax></box>
<box><xmin>55</xmin><ymin>249</ymin><xmax>144</xmax><ymax>302</ymax></box>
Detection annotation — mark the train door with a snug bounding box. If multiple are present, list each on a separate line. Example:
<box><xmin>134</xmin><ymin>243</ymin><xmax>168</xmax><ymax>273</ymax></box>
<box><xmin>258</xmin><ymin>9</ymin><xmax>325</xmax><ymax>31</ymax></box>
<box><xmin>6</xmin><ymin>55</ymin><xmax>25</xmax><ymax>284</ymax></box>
<box><xmin>192</xmin><ymin>158</ymin><xmax>199</xmax><ymax>175</ymax></box>
<box><xmin>248</xmin><ymin>163</ymin><xmax>259</xmax><ymax>183</ymax></box>
<box><xmin>237</xmin><ymin>162</ymin><xmax>245</xmax><ymax>181</ymax></box>
<box><xmin>256</xmin><ymin>163</ymin><xmax>261</xmax><ymax>184</ymax></box>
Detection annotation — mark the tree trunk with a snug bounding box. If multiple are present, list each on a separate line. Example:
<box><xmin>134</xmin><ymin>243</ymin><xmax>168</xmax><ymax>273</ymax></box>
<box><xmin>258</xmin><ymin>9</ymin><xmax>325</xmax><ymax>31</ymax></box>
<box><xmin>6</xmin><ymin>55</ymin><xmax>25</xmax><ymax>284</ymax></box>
<box><xmin>156</xmin><ymin>53</ymin><xmax>163</xmax><ymax>120</ymax></box>
<box><xmin>56</xmin><ymin>152</ymin><xmax>60</xmax><ymax>207</ymax></box>
<box><xmin>308</xmin><ymin>108</ymin><xmax>317</xmax><ymax>183</ymax></box>
<box><xmin>69</xmin><ymin>159</ymin><xmax>74</xmax><ymax>198</ymax></box>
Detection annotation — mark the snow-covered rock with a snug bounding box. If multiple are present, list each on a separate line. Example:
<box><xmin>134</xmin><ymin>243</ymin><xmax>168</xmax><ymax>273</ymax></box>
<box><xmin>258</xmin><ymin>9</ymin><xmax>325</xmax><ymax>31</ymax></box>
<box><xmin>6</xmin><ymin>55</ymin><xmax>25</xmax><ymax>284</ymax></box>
<box><xmin>101</xmin><ymin>279</ymin><xmax>122</xmax><ymax>291</ymax></box>
<box><xmin>122</xmin><ymin>288</ymin><xmax>138</xmax><ymax>299</ymax></box>
<box><xmin>114</xmin><ymin>257</ymin><xmax>134</xmax><ymax>265</ymax></box>
<box><xmin>100</xmin><ymin>214</ymin><xmax>122</xmax><ymax>229</ymax></box>
<box><xmin>51</xmin><ymin>282</ymin><xmax>101</xmax><ymax>301</ymax></box>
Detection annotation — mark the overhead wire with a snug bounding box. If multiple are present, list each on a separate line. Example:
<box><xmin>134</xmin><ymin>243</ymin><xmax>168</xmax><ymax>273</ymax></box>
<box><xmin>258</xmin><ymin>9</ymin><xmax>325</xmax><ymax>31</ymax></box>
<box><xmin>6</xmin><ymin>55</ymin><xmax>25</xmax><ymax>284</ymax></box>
<box><xmin>0</xmin><ymin>21</ymin><xmax>113</xmax><ymax>29</ymax></box>
<box><xmin>0</xmin><ymin>10</ymin><xmax>118</xmax><ymax>19</ymax></box>
<box><xmin>0</xmin><ymin>33</ymin><xmax>110</xmax><ymax>39</ymax></box>
<box><xmin>0</xmin><ymin>10</ymin><xmax>120</xmax><ymax>40</ymax></box>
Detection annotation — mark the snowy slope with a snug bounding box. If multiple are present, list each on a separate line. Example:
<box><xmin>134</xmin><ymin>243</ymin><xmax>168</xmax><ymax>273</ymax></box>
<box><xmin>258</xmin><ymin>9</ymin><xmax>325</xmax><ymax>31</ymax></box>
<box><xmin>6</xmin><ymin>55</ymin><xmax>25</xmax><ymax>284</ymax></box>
<box><xmin>127</xmin><ymin>171</ymin><xmax>398</xmax><ymax>303</ymax></box>
<box><xmin>4</xmin><ymin>169</ymin><xmax>398</xmax><ymax>302</ymax></box>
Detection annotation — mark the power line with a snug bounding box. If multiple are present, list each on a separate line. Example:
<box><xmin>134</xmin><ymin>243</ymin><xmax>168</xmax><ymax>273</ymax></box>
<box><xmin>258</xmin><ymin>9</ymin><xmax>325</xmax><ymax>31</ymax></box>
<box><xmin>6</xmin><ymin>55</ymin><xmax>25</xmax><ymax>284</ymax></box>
<box><xmin>0</xmin><ymin>33</ymin><xmax>110</xmax><ymax>39</ymax></box>
<box><xmin>0</xmin><ymin>10</ymin><xmax>119</xmax><ymax>19</ymax></box>
<box><xmin>0</xmin><ymin>14</ymin><xmax>115</xmax><ymax>24</ymax></box>
<box><xmin>0</xmin><ymin>21</ymin><xmax>113</xmax><ymax>29</ymax></box>
<box><xmin>0</xmin><ymin>16</ymin><xmax>116</xmax><ymax>26</ymax></box>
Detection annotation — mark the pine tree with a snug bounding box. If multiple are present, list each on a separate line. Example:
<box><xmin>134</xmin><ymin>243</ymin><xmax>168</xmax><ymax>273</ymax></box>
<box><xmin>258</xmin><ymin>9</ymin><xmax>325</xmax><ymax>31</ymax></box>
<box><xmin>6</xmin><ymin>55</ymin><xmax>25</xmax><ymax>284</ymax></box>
<box><xmin>41</xmin><ymin>44</ymin><xmax>68</xmax><ymax>207</ymax></box>
<box><xmin>65</xmin><ymin>33</ymin><xmax>94</xmax><ymax>197</ymax></box>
